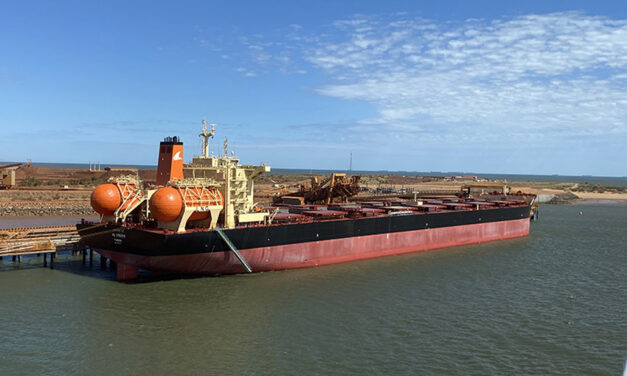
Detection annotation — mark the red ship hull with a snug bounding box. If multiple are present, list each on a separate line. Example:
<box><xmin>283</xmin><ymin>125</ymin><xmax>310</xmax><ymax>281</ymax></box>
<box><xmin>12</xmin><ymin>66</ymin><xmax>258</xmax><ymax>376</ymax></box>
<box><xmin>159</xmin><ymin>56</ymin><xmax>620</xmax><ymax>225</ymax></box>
<box><xmin>98</xmin><ymin>217</ymin><xmax>529</xmax><ymax>281</ymax></box>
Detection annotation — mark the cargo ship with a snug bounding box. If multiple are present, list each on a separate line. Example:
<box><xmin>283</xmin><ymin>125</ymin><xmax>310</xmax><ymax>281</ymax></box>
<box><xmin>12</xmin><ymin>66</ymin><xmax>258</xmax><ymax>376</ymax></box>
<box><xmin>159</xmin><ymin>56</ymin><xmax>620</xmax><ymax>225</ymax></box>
<box><xmin>77</xmin><ymin>121</ymin><xmax>532</xmax><ymax>281</ymax></box>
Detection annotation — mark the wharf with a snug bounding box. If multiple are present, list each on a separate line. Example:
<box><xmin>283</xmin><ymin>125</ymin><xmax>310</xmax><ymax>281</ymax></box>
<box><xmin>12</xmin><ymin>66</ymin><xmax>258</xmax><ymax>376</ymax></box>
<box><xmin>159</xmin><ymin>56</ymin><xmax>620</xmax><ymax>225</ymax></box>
<box><xmin>0</xmin><ymin>224</ymin><xmax>84</xmax><ymax>267</ymax></box>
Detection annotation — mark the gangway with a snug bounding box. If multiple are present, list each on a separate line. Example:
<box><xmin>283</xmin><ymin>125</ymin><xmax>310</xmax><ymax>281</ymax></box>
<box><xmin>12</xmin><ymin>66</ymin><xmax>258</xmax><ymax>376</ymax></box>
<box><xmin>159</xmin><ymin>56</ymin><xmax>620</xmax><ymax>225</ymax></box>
<box><xmin>215</xmin><ymin>227</ymin><xmax>252</xmax><ymax>273</ymax></box>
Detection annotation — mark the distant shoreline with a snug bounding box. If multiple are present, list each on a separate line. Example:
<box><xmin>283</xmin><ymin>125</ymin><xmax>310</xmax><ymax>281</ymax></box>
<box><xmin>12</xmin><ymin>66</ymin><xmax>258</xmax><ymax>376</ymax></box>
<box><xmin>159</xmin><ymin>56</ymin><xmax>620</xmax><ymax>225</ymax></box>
<box><xmin>2</xmin><ymin>161</ymin><xmax>626</xmax><ymax>185</ymax></box>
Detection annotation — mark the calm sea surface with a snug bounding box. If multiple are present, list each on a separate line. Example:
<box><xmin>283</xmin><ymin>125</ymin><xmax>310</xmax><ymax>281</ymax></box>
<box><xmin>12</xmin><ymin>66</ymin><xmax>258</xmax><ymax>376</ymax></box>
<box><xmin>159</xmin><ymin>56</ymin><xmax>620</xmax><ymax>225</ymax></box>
<box><xmin>0</xmin><ymin>204</ymin><xmax>625</xmax><ymax>375</ymax></box>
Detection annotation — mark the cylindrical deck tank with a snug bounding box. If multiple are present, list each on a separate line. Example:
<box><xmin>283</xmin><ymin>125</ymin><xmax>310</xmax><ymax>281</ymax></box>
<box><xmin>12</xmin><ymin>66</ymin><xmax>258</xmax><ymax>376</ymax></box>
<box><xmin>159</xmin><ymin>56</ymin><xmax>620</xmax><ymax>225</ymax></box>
<box><xmin>149</xmin><ymin>186</ymin><xmax>223</xmax><ymax>222</ymax></box>
<box><xmin>91</xmin><ymin>183</ymin><xmax>141</xmax><ymax>216</ymax></box>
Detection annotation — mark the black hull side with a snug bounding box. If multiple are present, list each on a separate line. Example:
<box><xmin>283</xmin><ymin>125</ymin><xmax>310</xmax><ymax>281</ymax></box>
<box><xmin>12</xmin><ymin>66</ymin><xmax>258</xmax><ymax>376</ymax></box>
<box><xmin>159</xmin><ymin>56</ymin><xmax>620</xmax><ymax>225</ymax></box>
<box><xmin>77</xmin><ymin>206</ymin><xmax>531</xmax><ymax>257</ymax></box>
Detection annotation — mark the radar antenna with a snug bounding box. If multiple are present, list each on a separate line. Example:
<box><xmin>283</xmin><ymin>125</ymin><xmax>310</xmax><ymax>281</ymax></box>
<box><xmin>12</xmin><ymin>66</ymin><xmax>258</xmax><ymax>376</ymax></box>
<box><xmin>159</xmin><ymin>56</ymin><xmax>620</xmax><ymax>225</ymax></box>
<box><xmin>199</xmin><ymin>119</ymin><xmax>216</xmax><ymax>158</ymax></box>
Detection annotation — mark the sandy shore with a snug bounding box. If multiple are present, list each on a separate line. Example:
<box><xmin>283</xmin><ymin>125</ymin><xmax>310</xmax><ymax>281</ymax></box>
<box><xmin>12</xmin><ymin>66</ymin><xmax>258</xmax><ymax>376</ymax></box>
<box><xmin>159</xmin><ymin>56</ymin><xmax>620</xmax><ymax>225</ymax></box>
<box><xmin>572</xmin><ymin>192</ymin><xmax>627</xmax><ymax>200</ymax></box>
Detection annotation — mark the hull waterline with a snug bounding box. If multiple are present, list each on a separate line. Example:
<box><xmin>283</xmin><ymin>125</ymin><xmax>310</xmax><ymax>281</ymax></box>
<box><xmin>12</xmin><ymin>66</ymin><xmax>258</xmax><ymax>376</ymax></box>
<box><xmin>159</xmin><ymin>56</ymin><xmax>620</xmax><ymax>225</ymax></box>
<box><xmin>93</xmin><ymin>217</ymin><xmax>529</xmax><ymax>280</ymax></box>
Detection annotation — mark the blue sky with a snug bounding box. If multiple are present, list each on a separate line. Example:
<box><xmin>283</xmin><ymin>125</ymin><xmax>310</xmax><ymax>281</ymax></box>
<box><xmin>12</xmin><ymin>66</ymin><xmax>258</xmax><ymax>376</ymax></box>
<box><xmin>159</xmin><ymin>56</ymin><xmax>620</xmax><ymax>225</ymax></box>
<box><xmin>1</xmin><ymin>0</ymin><xmax>626</xmax><ymax>176</ymax></box>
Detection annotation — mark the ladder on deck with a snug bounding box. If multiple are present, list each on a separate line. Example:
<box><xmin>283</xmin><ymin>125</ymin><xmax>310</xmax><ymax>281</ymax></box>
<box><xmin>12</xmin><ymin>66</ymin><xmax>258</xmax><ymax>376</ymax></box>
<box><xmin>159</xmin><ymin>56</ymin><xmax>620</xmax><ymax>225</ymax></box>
<box><xmin>214</xmin><ymin>227</ymin><xmax>252</xmax><ymax>273</ymax></box>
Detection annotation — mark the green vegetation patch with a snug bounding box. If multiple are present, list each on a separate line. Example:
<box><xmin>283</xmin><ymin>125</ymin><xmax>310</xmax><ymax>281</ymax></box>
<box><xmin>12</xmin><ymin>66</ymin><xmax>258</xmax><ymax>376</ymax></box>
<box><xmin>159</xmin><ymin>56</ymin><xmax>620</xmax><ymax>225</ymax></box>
<box><xmin>571</xmin><ymin>183</ymin><xmax>627</xmax><ymax>194</ymax></box>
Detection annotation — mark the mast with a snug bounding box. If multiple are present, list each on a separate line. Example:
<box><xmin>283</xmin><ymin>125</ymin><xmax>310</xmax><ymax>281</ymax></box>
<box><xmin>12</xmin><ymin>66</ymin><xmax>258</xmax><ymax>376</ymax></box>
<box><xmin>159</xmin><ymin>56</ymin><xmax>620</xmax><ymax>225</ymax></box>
<box><xmin>199</xmin><ymin>119</ymin><xmax>216</xmax><ymax>158</ymax></box>
<box><xmin>349</xmin><ymin>152</ymin><xmax>352</xmax><ymax>176</ymax></box>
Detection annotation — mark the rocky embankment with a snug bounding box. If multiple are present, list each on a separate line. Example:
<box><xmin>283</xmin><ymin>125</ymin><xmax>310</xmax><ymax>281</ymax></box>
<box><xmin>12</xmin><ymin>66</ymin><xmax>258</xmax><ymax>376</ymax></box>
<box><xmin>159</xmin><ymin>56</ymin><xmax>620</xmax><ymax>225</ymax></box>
<box><xmin>0</xmin><ymin>201</ymin><xmax>94</xmax><ymax>216</ymax></box>
<box><xmin>546</xmin><ymin>192</ymin><xmax>580</xmax><ymax>204</ymax></box>
<box><xmin>0</xmin><ymin>190</ymin><xmax>94</xmax><ymax>216</ymax></box>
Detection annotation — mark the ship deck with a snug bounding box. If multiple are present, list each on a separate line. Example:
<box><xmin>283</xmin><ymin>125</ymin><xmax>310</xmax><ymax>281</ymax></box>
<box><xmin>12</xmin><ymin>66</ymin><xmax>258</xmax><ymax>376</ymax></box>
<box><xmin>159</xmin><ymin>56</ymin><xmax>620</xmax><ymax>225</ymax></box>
<box><xmin>119</xmin><ymin>197</ymin><xmax>530</xmax><ymax>234</ymax></box>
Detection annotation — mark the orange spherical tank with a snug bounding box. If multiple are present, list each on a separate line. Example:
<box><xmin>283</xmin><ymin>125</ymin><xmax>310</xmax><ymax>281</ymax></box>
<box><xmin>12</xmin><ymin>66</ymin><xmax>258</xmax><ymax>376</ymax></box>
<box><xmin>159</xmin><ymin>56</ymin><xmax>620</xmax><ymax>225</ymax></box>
<box><xmin>91</xmin><ymin>183</ymin><xmax>122</xmax><ymax>216</ymax></box>
<box><xmin>149</xmin><ymin>187</ymin><xmax>183</xmax><ymax>222</ymax></box>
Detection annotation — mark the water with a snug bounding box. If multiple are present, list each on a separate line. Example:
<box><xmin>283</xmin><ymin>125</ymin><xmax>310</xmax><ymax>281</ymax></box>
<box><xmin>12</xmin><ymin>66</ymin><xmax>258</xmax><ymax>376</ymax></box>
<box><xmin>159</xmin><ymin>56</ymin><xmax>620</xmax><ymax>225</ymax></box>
<box><xmin>0</xmin><ymin>204</ymin><xmax>625</xmax><ymax>375</ymax></box>
<box><xmin>0</xmin><ymin>161</ymin><xmax>158</xmax><ymax>170</ymax></box>
<box><xmin>0</xmin><ymin>216</ymin><xmax>98</xmax><ymax>229</ymax></box>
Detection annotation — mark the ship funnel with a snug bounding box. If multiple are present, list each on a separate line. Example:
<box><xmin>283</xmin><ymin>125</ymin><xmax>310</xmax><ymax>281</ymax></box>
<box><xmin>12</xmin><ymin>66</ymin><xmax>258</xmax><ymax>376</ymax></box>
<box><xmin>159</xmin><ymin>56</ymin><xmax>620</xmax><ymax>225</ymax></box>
<box><xmin>156</xmin><ymin>136</ymin><xmax>184</xmax><ymax>185</ymax></box>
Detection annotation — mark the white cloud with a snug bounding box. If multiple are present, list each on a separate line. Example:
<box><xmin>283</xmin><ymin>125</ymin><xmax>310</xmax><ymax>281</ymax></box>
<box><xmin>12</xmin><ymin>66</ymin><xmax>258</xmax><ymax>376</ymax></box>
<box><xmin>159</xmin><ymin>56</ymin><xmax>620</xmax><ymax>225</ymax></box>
<box><xmin>213</xmin><ymin>12</ymin><xmax>627</xmax><ymax>173</ymax></box>
<box><xmin>300</xmin><ymin>12</ymin><xmax>627</xmax><ymax>144</ymax></box>
<box><xmin>228</xmin><ymin>35</ymin><xmax>309</xmax><ymax>75</ymax></box>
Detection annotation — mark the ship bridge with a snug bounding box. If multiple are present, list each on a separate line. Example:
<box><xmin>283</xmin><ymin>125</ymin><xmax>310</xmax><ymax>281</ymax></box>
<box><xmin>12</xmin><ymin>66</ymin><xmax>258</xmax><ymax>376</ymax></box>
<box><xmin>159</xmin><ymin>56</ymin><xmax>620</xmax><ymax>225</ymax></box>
<box><xmin>184</xmin><ymin>120</ymin><xmax>270</xmax><ymax>228</ymax></box>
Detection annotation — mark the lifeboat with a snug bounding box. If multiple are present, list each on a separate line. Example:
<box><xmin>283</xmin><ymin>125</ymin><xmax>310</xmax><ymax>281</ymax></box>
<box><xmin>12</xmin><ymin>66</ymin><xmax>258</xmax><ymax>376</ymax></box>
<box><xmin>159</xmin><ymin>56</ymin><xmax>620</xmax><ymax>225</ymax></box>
<box><xmin>149</xmin><ymin>185</ymin><xmax>223</xmax><ymax>222</ymax></box>
<box><xmin>91</xmin><ymin>182</ymin><xmax>142</xmax><ymax>216</ymax></box>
